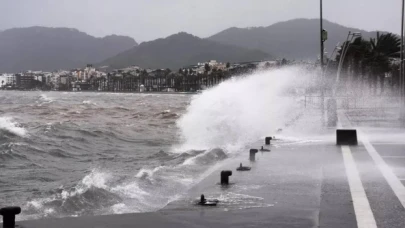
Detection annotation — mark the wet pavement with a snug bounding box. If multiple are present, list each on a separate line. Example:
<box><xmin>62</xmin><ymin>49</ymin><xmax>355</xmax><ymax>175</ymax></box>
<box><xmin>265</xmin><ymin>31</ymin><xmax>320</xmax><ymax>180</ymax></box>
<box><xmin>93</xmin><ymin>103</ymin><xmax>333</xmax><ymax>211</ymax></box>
<box><xmin>16</xmin><ymin>108</ymin><xmax>405</xmax><ymax>228</ymax></box>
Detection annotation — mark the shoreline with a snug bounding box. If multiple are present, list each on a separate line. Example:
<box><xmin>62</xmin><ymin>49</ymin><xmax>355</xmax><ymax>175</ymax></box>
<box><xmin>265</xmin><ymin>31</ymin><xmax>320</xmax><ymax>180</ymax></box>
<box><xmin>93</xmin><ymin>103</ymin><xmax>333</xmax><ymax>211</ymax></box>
<box><xmin>0</xmin><ymin>90</ymin><xmax>199</xmax><ymax>95</ymax></box>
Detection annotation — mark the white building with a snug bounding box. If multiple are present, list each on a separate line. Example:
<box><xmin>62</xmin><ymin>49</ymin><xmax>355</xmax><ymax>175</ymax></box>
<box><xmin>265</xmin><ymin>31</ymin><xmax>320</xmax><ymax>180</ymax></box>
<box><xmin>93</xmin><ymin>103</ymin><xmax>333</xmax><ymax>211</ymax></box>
<box><xmin>0</xmin><ymin>74</ymin><xmax>7</xmax><ymax>87</ymax></box>
<box><xmin>3</xmin><ymin>74</ymin><xmax>15</xmax><ymax>85</ymax></box>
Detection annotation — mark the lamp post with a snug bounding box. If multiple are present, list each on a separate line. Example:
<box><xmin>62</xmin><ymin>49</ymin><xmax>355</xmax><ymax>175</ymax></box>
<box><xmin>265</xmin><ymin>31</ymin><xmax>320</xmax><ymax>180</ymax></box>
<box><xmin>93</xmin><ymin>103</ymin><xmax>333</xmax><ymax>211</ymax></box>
<box><xmin>320</xmin><ymin>0</ymin><xmax>324</xmax><ymax>70</ymax></box>
<box><xmin>325</xmin><ymin>42</ymin><xmax>340</xmax><ymax>73</ymax></box>
<box><xmin>320</xmin><ymin>0</ymin><xmax>328</xmax><ymax>125</ymax></box>
<box><xmin>401</xmin><ymin>0</ymin><xmax>404</xmax><ymax>119</ymax></box>
<box><xmin>399</xmin><ymin>0</ymin><xmax>405</xmax><ymax>97</ymax></box>
<box><xmin>335</xmin><ymin>31</ymin><xmax>361</xmax><ymax>85</ymax></box>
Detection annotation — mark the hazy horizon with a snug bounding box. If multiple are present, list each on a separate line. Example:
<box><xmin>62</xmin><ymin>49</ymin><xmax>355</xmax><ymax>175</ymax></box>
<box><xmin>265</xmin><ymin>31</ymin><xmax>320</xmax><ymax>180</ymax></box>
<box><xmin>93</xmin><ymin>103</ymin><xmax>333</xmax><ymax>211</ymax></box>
<box><xmin>0</xmin><ymin>0</ymin><xmax>401</xmax><ymax>42</ymax></box>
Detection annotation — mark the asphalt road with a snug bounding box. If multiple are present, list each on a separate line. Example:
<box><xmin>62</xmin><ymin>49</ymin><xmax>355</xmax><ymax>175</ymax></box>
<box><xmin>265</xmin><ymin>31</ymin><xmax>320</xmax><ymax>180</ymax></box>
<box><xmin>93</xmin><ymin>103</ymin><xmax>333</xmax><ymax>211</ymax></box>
<box><xmin>14</xmin><ymin>109</ymin><xmax>405</xmax><ymax>228</ymax></box>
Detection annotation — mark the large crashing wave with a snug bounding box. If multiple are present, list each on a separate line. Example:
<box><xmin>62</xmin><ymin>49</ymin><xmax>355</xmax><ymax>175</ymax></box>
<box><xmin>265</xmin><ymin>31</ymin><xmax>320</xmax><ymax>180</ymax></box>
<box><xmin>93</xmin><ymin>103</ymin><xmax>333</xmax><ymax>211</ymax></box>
<box><xmin>176</xmin><ymin>67</ymin><xmax>305</xmax><ymax>152</ymax></box>
<box><xmin>22</xmin><ymin>66</ymin><xmax>310</xmax><ymax>219</ymax></box>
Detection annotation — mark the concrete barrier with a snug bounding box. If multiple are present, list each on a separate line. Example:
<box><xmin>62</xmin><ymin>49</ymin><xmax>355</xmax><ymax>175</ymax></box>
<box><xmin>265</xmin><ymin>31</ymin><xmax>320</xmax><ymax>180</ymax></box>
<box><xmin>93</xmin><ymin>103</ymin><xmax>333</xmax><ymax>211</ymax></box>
<box><xmin>336</xmin><ymin>129</ymin><xmax>358</xmax><ymax>145</ymax></box>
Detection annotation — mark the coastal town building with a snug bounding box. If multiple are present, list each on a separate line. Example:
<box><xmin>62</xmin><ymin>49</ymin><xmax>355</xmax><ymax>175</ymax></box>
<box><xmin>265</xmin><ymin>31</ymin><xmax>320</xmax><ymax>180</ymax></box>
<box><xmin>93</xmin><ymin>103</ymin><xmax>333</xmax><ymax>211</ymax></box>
<box><xmin>0</xmin><ymin>59</ymin><xmax>285</xmax><ymax>91</ymax></box>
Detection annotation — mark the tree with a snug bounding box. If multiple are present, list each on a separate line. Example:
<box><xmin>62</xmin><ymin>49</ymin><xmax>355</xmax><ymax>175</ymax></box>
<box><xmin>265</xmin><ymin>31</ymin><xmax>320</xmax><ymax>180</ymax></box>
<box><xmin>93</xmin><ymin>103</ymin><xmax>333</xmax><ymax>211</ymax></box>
<box><xmin>336</xmin><ymin>37</ymin><xmax>370</xmax><ymax>88</ymax></box>
<box><xmin>365</xmin><ymin>32</ymin><xmax>400</xmax><ymax>94</ymax></box>
<box><xmin>226</xmin><ymin>62</ymin><xmax>230</xmax><ymax>68</ymax></box>
<box><xmin>1</xmin><ymin>80</ymin><xmax>4</xmax><ymax>88</ymax></box>
<box><xmin>335</xmin><ymin>32</ymin><xmax>400</xmax><ymax>95</ymax></box>
<box><xmin>204</xmin><ymin>63</ymin><xmax>211</xmax><ymax>73</ymax></box>
<box><xmin>281</xmin><ymin>58</ymin><xmax>288</xmax><ymax>66</ymax></box>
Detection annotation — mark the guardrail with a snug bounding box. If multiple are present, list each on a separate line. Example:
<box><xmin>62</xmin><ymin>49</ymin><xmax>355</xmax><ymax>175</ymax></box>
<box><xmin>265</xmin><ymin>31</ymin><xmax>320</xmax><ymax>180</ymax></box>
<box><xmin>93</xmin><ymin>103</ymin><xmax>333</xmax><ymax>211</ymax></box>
<box><xmin>304</xmin><ymin>95</ymin><xmax>402</xmax><ymax>110</ymax></box>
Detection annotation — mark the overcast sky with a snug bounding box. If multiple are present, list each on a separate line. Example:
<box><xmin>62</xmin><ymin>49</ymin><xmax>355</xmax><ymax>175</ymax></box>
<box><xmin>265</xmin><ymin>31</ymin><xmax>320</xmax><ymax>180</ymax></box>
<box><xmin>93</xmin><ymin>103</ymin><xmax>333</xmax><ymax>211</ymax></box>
<box><xmin>0</xmin><ymin>0</ymin><xmax>401</xmax><ymax>42</ymax></box>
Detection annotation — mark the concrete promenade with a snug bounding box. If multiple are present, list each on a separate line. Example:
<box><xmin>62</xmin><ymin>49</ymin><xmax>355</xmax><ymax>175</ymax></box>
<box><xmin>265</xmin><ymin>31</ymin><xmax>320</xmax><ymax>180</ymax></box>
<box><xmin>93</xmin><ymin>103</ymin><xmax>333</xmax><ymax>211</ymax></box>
<box><xmin>17</xmin><ymin>108</ymin><xmax>405</xmax><ymax>227</ymax></box>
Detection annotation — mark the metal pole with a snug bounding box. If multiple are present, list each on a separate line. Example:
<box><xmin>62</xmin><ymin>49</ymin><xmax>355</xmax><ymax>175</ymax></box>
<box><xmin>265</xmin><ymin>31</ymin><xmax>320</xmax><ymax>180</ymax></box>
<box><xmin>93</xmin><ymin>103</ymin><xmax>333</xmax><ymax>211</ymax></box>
<box><xmin>401</xmin><ymin>0</ymin><xmax>404</xmax><ymax>99</ymax></box>
<box><xmin>401</xmin><ymin>0</ymin><xmax>405</xmax><ymax>122</ymax></box>
<box><xmin>336</xmin><ymin>33</ymin><xmax>355</xmax><ymax>84</ymax></box>
<box><xmin>320</xmin><ymin>0</ymin><xmax>324</xmax><ymax>71</ymax></box>
<box><xmin>320</xmin><ymin>0</ymin><xmax>325</xmax><ymax>124</ymax></box>
<box><xmin>325</xmin><ymin>42</ymin><xmax>340</xmax><ymax>74</ymax></box>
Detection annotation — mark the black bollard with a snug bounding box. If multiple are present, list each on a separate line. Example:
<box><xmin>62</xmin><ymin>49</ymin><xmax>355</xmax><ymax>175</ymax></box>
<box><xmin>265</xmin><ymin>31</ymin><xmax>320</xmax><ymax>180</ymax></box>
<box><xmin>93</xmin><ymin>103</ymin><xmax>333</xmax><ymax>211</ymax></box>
<box><xmin>236</xmin><ymin>163</ymin><xmax>251</xmax><ymax>171</ymax></box>
<box><xmin>197</xmin><ymin>194</ymin><xmax>218</xmax><ymax>206</ymax></box>
<box><xmin>220</xmin><ymin>170</ymin><xmax>232</xmax><ymax>185</ymax></box>
<box><xmin>265</xmin><ymin>137</ymin><xmax>273</xmax><ymax>145</ymax></box>
<box><xmin>249</xmin><ymin>149</ymin><xmax>258</xmax><ymax>161</ymax></box>
<box><xmin>0</xmin><ymin>207</ymin><xmax>21</xmax><ymax>228</ymax></box>
<box><xmin>260</xmin><ymin>146</ymin><xmax>271</xmax><ymax>152</ymax></box>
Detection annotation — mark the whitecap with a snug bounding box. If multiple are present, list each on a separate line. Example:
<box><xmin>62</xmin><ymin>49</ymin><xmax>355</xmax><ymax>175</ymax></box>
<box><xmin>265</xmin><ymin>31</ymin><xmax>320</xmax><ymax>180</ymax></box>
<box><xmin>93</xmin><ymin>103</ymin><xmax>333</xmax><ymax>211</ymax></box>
<box><xmin>0</xmin><ymin>117</ymin><xmax>27</xmax><ymax>137</ymax></box>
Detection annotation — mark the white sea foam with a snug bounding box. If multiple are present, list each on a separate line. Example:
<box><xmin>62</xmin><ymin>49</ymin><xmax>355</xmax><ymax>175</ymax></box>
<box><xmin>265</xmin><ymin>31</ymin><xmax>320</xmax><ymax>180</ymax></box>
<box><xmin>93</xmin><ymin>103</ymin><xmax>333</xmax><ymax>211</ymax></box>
<box><xmin>39</xmin><ymin>94</ymin><xmax>53</xmax><ymax>103</ymax></box>
<box><xmin>0</xmin><ymin>117</ymin><xmax>27</xmax><ymax>137</ymax></box>
<box><xmin>82</xmin><ymin>100</ymin><xmax>97</xmax><ymax>105</ymax></box>
<box><xmin>135</xmin><ymin>166</ymin><xmax>165</xmax><ymax>179</ymax></box>
<box><xmin>57</xmin><ymin>169</ymin><xmax>111</xmax><ymax>200</ymax></box>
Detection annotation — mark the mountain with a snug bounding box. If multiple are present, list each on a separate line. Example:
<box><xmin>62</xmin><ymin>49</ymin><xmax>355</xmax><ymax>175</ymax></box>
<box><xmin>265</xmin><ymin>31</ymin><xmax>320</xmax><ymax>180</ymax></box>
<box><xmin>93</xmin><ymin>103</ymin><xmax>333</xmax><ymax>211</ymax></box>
<box><xmin>208</xmin><ymin>18</ymin><xmax>380</xmax><ymax>60</ymax></box>
<box><xmin>101</xmin><ymin>32</ymin><xmax>270</xmax><ymax>69</ymax></box>
<box><xmin>0</xmin><ymin>27</ymin><xmax>137</xmax><ymax>73</ymax></box>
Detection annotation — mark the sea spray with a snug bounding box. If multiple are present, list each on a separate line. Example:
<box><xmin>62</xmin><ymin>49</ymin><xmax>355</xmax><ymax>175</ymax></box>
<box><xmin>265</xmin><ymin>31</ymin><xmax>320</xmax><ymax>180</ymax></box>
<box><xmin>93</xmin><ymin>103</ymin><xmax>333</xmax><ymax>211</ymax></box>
<box><xmin>14</xmin><ymin>67</ymin><xmax>315</xmax><ymax>219</ymax></box>
<box><xmin>176</xmin><ymin>66</ymin><xmax>308</xmax><ymax>152</ymax></box>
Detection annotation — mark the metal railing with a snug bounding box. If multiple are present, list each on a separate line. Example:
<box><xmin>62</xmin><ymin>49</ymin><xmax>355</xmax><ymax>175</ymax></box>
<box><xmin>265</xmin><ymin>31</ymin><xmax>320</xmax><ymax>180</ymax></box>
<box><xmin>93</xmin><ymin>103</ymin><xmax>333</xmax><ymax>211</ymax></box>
<box><xmin>304</xmin><ymin>95</ymin><xmax>402</xmax><ymax>110</ymax></box>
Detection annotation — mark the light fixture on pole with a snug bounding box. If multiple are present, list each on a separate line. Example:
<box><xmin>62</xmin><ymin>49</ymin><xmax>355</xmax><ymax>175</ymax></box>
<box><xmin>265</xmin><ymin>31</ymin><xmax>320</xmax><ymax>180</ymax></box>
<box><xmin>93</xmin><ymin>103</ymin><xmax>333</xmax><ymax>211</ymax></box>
<box><xmin>336</xmin><ymin>31</ymin><xmax>361</xmax><ymax>85</ymax></box>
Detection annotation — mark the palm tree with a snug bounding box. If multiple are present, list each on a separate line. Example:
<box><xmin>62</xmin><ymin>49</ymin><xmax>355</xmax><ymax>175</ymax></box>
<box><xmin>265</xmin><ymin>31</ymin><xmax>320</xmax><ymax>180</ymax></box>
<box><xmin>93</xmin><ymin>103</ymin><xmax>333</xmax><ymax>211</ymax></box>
<box><xmin>365</xmin><ymin>32</ymin><xmax>400</xmax><ymax>94</ymax></box>
<box><xmin>336</xmin><ymin>32</ymin><xmax>400</xmax><ymax>95</ymax></box>
<box><xmin>337</xmin><ymin>37</ymin><xmax>370</xmax><ymax>92</ymax></box>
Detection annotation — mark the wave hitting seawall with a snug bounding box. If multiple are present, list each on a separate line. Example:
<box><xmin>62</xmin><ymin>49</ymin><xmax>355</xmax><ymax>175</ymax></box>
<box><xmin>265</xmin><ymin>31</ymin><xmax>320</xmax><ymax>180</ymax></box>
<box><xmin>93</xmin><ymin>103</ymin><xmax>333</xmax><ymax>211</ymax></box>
<box><xmin>0</xmin><ymin>67</ymin><xmax>308</xmax><ymax>220</ymax></box>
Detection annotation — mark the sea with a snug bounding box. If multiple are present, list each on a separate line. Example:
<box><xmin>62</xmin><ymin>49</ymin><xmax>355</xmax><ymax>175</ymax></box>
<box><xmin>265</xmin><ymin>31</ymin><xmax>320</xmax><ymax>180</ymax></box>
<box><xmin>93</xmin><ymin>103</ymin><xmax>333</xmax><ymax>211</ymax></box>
<box><xmin>0</xmin><ymin>67</ymin><xmax>310</xmax><ymax>220</ymax></box>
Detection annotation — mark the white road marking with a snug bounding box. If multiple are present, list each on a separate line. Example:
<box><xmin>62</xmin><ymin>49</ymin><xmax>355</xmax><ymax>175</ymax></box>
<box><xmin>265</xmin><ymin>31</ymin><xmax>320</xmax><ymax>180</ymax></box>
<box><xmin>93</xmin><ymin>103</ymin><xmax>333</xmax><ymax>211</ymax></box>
<box><xmin>337</xmin><ymin>112</ymin><xmax>377</xmax><ymax>228</ymax></box>
<box><xmin>381</xmin><ymin>156</ymin><xmax>405</xmax><ymax>158</ymax></box>
<box><xmin>372</xmin><ymin>142</ymin><xmax>405</xmax><ymax>145</ymax></box>
<box><xmin>338</xmin><ymin>110</ymin><xmax>405</xmax><ymax>225</ymax></box>
<box><xmin>341</xmin><ymin>145</ymin><xmax>378</xmax><ymax>228</ymax></box>
<box><xmin>359</xmin><ymin>131</ymin><xmax>405</xmax><ymax>209</ymax></box>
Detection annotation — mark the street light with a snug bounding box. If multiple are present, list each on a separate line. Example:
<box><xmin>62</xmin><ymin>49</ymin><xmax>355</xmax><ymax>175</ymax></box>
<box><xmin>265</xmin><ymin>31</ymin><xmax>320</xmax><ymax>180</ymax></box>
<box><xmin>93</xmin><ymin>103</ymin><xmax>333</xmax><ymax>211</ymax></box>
<box><xmin>320</xmin><ymin>0</ymin><xmax>324</xmax><ymax>70</ymax></box>
<box><xmin>335</xmin><ymin>31</ymin><xmax>362</xmax><ymax>86</ymax></box>
<box><xmin>401</xmin><ymin>0</ymin><xmax>404</xmax><ymax>121</ymax></box>
<box><xmin>325</xmin><ymin>42</ymin><xmax>340</xmax><ymax>70</ymax></box>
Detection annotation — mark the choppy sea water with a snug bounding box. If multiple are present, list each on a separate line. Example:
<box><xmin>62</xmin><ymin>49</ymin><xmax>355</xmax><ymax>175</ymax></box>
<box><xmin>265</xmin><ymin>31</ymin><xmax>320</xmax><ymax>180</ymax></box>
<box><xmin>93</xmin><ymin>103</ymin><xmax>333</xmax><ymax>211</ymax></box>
<box><xmin>0</xmin><ymin>91</ymin><xmax>206</xmax><ymax>219</ymax></box>
<box><xmin>0</xmin><ymin>67</ymin><xmax>313</xmax><ymax>220</ymax></box>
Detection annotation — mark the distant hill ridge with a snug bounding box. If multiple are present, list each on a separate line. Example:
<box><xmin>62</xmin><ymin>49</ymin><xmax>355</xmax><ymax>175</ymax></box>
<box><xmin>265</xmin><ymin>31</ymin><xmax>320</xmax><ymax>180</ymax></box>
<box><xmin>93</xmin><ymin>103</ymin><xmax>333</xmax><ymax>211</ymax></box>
<box><xmin>101</xmin><ymin>32</ymin><xmax>271</xmax><ymax>70</ymax></box>
<box><xmin>0</xmin><ymin>26</ymin><xmax>137</xmax><ymax>73</ymax></box>
<box><xmin>0</xmin><ymin>19</ymin><xmax>389</xmax><ymax>73</ymax></box>
<box><xmin>208</xmin><ymin>18</ymin><xmax>382</xmax><ymax>60</ymax></box>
